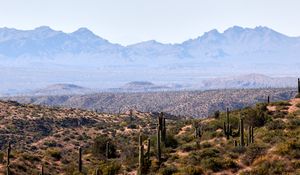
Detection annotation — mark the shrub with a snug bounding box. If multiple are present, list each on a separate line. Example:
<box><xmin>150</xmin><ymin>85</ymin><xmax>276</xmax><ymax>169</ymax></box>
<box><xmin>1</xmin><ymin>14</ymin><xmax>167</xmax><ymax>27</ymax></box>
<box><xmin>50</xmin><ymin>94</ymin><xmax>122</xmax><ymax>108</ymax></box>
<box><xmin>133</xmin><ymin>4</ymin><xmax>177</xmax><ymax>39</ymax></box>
<box><xmin>214</xmin><ymin>110</ymin><xmax>220</xmax><ymax>119</ymax></box>
<box><xmin>270</xmin><ymin>101</ymin><xmax>291</xmax><ymax>107</ymax></box>
<box><xmin>127</xmin><ymin>124</ymin><xmax>137</xmax><ymax>129</ymax></box>
<box><xmin>182</xmin><ymin>166</ymin><xmax>204</xmax><ymax>175</ymax></box>
<box><xmin>275</xmin><ymin>140</ymin><xmax>300</xmax><ymax>158</ymax></box>
<box><xmin>159</xmin><ymin>165</ymin><xmax>178</xmax><ymax>175</ymax></box>
<box><xmin>242</xmin><ymin>107</ymin><xmax>269</xmax><ymax>127</ymax></box>
<box><xmin>43</xmin><ymin>140</ymin><xmax>57</xmax><ymax>147</ymax></box>
<box><xmin>47</xmin><ymin>148</ymin><xmax>62</xmax><ymax>161</ymax></box>
<box><xmin>200</xmin><ymin>157</ymin><xmax>224</xmax><ymax>172</ymax></box>
<box><xmin>180</xmin><ymin>143</ymin><xmax>195</xmax><ymax>152</ymax></box>
<box><xmin>250</xmin><ymin>157</ymin><xmax>292</xmax><ymax>175</ymax></box>
<box><xmin>200</xmin><ymin>142</ymin><xmax>212</xmax><ymax>149</ymax></box>
<box><xmin>200</xmin><ymin>156</ymin><xmax>238</xmax><ymax>172</ymax></box>
<box><xmin>287</xmin><ymin>118</ymin><xmax>300</xmax><ymax>129</ymax></box>
<box><xmin>164</xmin><ymin>134</ymin><xmax>178</xmax><ymax>148</ymax></box>
<box><xmin>266</xmin><ymin>120</ymin><xmax>285</xmax><ymax>130</ymax></box>
<box><xmin>241</xmin><ymin>144</ymin><xmax>266</xmax><ymax>166</ymax></box>
<box><xmin>196</xmin><ymin>148</ymin><xmax>220</xmax><ymax>159</ymax></box>
<box><xmin>92</xmin><ymin>136</ymin><xmax>116</xmax><ymax>158</ymax></box>
<box><xmin>21</xmin><ymin>153</ymin><xmax>41</xmax><ymax>162</ymax></box>
<box><xmin>98</xmin><ymin>161</ymin><xmax>121</xmax><ymax>175</ymax></box>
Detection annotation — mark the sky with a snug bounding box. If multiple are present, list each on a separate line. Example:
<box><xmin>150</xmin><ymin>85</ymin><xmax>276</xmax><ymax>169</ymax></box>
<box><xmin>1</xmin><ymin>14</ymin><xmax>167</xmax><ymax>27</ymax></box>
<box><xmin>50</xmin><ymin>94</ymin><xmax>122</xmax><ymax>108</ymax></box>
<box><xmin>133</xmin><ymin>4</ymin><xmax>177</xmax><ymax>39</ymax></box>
<box><xmin>0</xmin><ymin>0</ymin><xmax>300</xmax><ymax>45</ymax></box>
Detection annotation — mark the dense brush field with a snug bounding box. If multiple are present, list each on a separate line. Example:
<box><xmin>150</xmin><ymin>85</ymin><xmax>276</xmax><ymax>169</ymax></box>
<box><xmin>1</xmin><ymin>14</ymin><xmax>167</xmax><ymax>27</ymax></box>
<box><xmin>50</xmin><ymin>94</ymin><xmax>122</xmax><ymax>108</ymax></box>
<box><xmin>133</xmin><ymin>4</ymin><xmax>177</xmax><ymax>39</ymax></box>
<box><xmin>4</xmin><ymin>88</ymin><xmax>296</xmax><ymax>118</ymax></box>
<box><xmin>0</xmin><ymin>96</ymin><xmax>299</xmax><ymax>175</ymax></box>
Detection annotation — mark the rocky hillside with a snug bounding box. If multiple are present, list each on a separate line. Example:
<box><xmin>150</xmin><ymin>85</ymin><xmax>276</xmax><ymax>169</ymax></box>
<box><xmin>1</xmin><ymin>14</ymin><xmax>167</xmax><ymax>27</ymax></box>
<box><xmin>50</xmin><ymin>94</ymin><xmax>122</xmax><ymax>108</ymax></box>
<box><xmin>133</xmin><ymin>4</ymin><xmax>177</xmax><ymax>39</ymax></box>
<box><xmin>4</xmin><ymin>88</ymin><xmax>297</xmax><ymax>118</ymax></box>
<box><xmin>0</xmin><ymin>96</ymin><xmax>299</xmax><ymax>174</ymax></box>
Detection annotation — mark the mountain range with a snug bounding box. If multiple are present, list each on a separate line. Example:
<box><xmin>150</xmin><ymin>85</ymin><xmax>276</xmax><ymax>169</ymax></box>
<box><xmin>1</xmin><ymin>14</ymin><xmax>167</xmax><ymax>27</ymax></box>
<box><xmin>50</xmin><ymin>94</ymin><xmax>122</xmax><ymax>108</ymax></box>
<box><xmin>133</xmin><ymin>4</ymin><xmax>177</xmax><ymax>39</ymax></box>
<box><xmin>0</xmin><ymin>26</ymin><xmax>299</xmax><ymax>59</ymax></box>
<box><xmin>0</xmin><ymin>26</ymin><xmax>300</xmax><ymax>94</ymax></box>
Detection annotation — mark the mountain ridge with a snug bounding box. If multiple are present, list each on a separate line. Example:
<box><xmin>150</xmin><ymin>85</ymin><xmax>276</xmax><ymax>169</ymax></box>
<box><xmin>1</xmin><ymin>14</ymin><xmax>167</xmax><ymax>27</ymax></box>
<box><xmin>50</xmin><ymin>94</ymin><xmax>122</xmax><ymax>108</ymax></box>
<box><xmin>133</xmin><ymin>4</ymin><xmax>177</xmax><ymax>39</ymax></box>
<box><xmin>0</xmin><ymin>25</ymin><xmax>299</xmax><ymax>57</ymax></box>
<box><xmin>1</xmin><ymin>26</ymin><xmax>300</xmax><ymax>93</ymax></box>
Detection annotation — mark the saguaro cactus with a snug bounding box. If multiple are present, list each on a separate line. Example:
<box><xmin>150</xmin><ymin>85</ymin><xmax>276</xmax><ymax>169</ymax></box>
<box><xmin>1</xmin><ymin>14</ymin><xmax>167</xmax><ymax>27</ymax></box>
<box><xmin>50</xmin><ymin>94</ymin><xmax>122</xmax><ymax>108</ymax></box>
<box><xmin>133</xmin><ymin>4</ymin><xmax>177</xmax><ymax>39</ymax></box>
<box><xmin>194</xmin><ymin>123</ymin><xmax>202</xmax><ymax>147</ymax></box>
<box><xmin>79</xmin><ymin>146</ymin><xmax>82</xmax><ymax>173</ymax></box>
<box><xmin>157</xmin><ymin>125</ymin><xmax>161</xmax><ymax>163</ymax></box>
<box><xmin>247</xmin><ymin>126</ymin><xmax>254</xmax><ymax>144</ymax></box>
<box><xmin>194</xmin><ymin>125</ymin><xmax>202</xmax><ymax>138</ymax></box>
<box><xmin>158</xmin><ymin>112</ymin><xmax>166</xmax><ymax>143</ymax></box>
<box><xmin>162</xmin><ymin>118</ymin><xmax>166</xmax><ymax>143</ymax></box>
<box><xmin>138</xmin><ymin>134</ymin><xmax>144</xmax><ymax>175</ymax></box>
<box><xmin>298</xmin><ymin>78</ymin><xmax>300</xmax><ymax>94</ymax></box>
<box><xmin>223</xmin><ymin>108</ymin><xmax>232</xmax><ymax>139</ymax></box>
<box><xmin>239</xmin><ymin>117</ymin><xmax>245</xmax><ymax>147</ymax></box>
<box><xmin>6</xmin><ymin>142</ymin><xmax>11</xmax><ymax>175</ymax></box>
<box><xmin>95</xmin><ymin>168</ymin><xmax>100</xmax><ymax>175</ymax></box>
<box><xmin>267</xmin><ymin>96</ymin><xmax>270</xmax><ymax>104</ymax></box>
<box><xmin>106</xmin><ymin>141</ymin><xmax>110</xmax><ymax>159</ymax></box>
<box><xmin>40</xmin><ymin>165</ymin><xmax>44</xmax><ymax>175</ymax></box>
<box><xmin>145</xmin><ymin>138</ymin><xmax>151</xmax><ymax>165</ymax></box>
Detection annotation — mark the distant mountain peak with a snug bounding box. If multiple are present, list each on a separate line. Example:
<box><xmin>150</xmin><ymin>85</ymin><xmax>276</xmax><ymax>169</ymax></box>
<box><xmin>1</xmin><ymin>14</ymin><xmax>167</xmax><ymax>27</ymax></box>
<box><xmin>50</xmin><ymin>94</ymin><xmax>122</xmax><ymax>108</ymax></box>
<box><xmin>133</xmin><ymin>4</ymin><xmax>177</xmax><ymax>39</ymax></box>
<box><xmin>34</xmin><ymin>26</ymin><xmax>54</xmax><ymax>31</ymax></box>
<box><xmin>71</xmin><ymin>27</ymin><xmax>107</xmax><ymax>42</ymax></box>
<box><xmin>204</xmin><ymin>29</ymin><xmax>220</xmax><ymax>35</ymax></box>
<box><xmin>224</xmin><ymin>26</ymin><xmax>245</xmax><ymax>34</ymax></box>
<box><xmin>72</xmin><ymin>27</ymin><xmax>94</xmax><ymax>35</ymax></box>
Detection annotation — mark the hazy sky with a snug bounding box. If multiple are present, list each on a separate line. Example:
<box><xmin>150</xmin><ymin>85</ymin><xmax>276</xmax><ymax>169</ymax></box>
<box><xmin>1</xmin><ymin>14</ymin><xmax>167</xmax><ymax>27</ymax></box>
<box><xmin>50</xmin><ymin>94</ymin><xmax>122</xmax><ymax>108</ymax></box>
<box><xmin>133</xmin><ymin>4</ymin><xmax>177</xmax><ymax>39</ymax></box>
<box><xmin>0</xmin><ymin>0</ymin><xmax>299</xmax><ymax>45</ymax></box>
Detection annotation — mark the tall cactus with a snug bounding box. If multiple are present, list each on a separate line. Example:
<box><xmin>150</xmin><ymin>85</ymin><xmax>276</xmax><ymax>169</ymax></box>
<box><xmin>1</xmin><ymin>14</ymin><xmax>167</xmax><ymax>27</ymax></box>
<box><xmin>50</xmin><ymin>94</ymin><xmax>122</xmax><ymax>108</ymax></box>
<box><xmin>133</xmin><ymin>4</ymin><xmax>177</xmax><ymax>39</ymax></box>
<box><xmin>79</xmin><ymin>146</ymin><xmax>82</xmax><ymax>173</ymax></box>
<box><xmin>106</xmin><ymin>141</ymin><xmax>110</xmax><ymax>159</ymax></box>
<box><xmin>40</xmin><ymin>165</ymin><xmax>44</xmax><ymax>175</ymax></box>
<box><xmin>194</xmin><ymin>123</ymin><xmax>202</xmax><ymax>147</ymax></box>
<box><xmin>95</xmin><ymin>168</ymin><xmax>100</xmax><ymax>175</ymax></box>
<box><xmin>6</xmin><ymin>142</ymin><xmax>11</xmax><ymax>175</ymax></box>
<box><xmin>247</xmin><ymin>126</ymin><xmax>254</xmax><ymax>144</ymax></box>
<box><xmin>138</xmin><ymin>134</ymin><xmax>144</xmax><ymax>175</ymax></box>
<box><xmin>223</xmin><ymin>108</ymin><xmax>232</xmax><ymax>139</ymax></box>
<box><xmin>267</xmin><ymin>96</ymin><xmax>270</xmax><ymax>104</ymax></box>
<box><xmin>157</xmin><ymin>125</ymin><xmax>161</xmax><ymax>163</ymax></box>
<box><xmin>251</xmin><ymin>126</ymin><xmax>254</xmax><ymax>143</ymax></box>
<box><xmin>298</xmin><ymin>78</ymin><xmax>300</xmax><ymax>94</ymax></box>
<box><xmin>194</xmin><ymin>125</ymin><xmax>202</xmax><ymax>138</ymax></box>
<box><xmin>158</xmin><ymin>112</ymin><xmax>166</xmax><ymax>143</ymax></box>
<box><xmin>239</xmin><ymin>117</ymin><xmax>245</xmax><ymax>147</ymax></box>
<box><xmin>162</xmin><ymin>118</ymin><xmax>166</xmax><ymax>143</ymax></box>
<box><xmin>145</xmin><ymin>138</ymin><xmax>151</xmax><ymax>165</ymax></box>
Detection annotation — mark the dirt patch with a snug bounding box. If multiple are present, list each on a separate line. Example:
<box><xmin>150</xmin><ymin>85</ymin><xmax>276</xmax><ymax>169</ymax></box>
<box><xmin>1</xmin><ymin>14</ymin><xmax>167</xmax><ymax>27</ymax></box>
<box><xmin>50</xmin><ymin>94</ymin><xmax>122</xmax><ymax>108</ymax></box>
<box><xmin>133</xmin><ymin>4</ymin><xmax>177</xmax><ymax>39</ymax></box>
<box><xmin>177</xmin><ymin>125</ymin><xmax>192</xmax><ymax>136</ymax></box>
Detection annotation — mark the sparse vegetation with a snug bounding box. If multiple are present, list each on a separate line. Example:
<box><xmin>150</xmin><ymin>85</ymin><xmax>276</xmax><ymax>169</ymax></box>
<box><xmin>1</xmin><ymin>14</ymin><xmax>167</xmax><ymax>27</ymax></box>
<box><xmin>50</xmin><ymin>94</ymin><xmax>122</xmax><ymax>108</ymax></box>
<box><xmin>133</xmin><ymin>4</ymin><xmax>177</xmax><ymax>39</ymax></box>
<box><xmin>0</xmin><ymin>90</ymin><xmax>299</xmax><ymax>174</ymax></box>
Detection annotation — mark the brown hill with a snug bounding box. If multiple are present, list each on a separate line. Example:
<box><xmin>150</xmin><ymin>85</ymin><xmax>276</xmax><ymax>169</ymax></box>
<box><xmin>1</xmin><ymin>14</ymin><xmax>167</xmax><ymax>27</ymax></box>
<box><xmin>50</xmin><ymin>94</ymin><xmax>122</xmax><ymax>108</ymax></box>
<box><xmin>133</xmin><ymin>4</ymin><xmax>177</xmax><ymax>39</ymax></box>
<box><xmin>0</xmin><ymin>96</ymin><xmax>299</xmax><ymax>174</ymax></box>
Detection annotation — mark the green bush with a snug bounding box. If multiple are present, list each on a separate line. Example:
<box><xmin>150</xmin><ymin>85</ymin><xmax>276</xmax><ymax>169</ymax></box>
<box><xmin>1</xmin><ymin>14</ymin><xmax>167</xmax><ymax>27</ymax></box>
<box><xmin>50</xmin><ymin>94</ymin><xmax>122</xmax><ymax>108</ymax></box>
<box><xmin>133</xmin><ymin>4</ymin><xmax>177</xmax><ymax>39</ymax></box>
<box><xmin>214</xmin><ymin>110</ymin><xmax>220</xmax><ymax>119</ymax></box>
<box><xmin>241</xmin><ymin>144</ymin><xmax>266</xmax><ymax>165</ymax></box>
<box><xmin>159</xmin><ymin>165</ymin><xmax>178</xmax><ymax>175</ymax></box>
<box><xmin>200</xmin><ymin>157</ymin><xmax>224</xmax><ymax>172</ymax></box>
<box><xmin>270</xmin><ymin>101</ymin><xmax>291</xmax><ymax>107</ymax></box>
<box><xmin>98</xmin><ymin>161</ymin><xmax>121</xmax><ymax>175</ymax></box>
<box><xmin>182</xmin><ymin>165</ymin><xmax>204</xmax><ymax>175</ymax></box>
<box><xmin>47</xmin><ymin>148</ymin><xmax>62</xmax><ymax>161</ymax></box>
<box><xmin>200</xmin><ymin>156</ymin><xmax>238</xmax><ymax>172</ymax></box>
<box><xmin>250</xmin><ymin>158</ymin><xmax>291</xmax><ymax>175</ymax></box>
<box><xmin>92</xmin><ymin>136</ymin><xmax>117</xmax><ymax>158</ymax></box>
<box><xmin>275</xmin><ymin>140</ymin><xmax>300</xmax><ymax>158</ymax></box>
<box><xmin>196</xmin><ymin>148</ymin><xmax>220</xmax><ymax>159</ymax></box>
<box><xmin>164</xmin><ymin>134</ymin><xmax>178</xmax><ymax>148</ymax></box>
<box><xmin>287</xmin><ymin>118</ymin><xmax>300</xmax><ymax>129</ymax></box>
<box><xmin>266</xmin><ymin>120</ymin><xmax>285</xmax><ymax>130</ymax></box>
<box><xmin>242</xmin><ymin>106</ymin><xmax>270</xmax><ymax>127</ymax></box>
